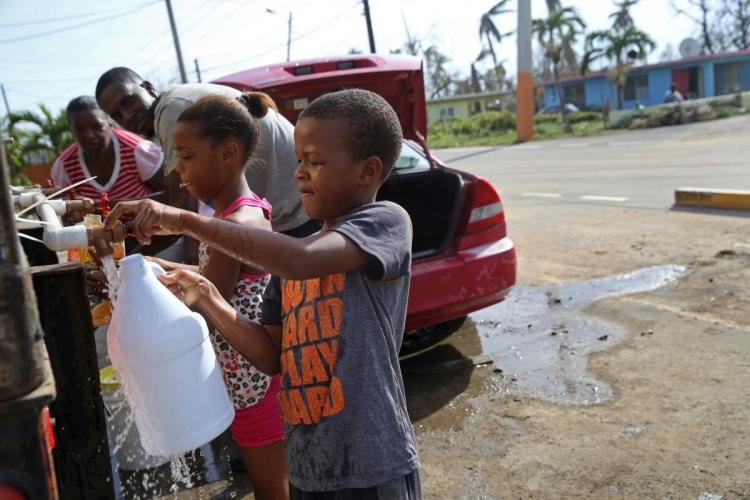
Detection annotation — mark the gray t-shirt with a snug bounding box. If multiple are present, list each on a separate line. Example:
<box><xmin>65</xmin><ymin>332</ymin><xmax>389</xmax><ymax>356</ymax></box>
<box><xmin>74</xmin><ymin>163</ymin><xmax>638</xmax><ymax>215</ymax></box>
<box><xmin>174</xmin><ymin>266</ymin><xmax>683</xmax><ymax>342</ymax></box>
<box><xmin>153</xmin><ymin>83</ymin><xmax>308</xmax><ymax>232</ymax></box>
<box><xmin>261</xmin><ymin>201</ymin><xmax>420</xmax><ymax>491</ymax></box>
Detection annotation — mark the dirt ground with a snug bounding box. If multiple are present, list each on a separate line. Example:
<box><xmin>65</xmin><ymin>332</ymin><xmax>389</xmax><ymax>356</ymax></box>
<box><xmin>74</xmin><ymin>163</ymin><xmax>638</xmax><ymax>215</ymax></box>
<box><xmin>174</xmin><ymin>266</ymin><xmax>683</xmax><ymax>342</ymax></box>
<box><xmin>402</xmin><ymin>201</ymin><xmax>750</xmax><ymax>499</ymax></box>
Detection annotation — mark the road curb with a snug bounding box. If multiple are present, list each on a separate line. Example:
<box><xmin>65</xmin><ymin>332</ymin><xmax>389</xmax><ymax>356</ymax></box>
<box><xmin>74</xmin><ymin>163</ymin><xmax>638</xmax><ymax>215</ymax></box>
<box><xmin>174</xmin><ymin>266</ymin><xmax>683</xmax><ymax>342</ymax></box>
<box><xmin>675</xmin><ymin>187</ymin><xmax>750</xmax><ymax>211</ymax></box>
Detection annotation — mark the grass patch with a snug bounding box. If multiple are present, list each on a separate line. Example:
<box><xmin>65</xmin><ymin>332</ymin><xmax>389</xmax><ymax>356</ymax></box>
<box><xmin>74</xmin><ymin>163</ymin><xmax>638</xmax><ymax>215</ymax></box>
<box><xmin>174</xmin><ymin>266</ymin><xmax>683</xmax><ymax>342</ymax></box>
<box><xmin>428</xmin><ymin>111</ymin><xmax>607</xmax><ymax>148</ymax></box>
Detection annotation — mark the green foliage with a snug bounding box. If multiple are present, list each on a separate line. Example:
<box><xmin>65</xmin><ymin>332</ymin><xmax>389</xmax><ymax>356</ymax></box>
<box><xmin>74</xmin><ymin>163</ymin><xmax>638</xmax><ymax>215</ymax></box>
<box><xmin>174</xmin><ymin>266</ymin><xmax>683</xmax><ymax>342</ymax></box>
<box><xmin>427</xmin><ymin>110</ymin><xmax>605</xmax><ymax>148</ymax></box>
<box><xmin>568</xmin><ymin>111</ymin><xmax>601</xmax><ymax>123</ymax></box>
<box><xmin>8</xmin><ymin>104</ymin><xmax>72</xmax><ymax>162</ymax></box>
<box><xmin>534</xmin><ymin>113</ymin><xmax>561</xmax><ymax>124</ymax></box>
<box><xmin>533</xmin><ymin>6</ymin><xmax>586</xmax><ymax>131</ymax></box>
<box><xmin>477</xmin><ymin>0</ymin><xmax>514</xmax><ymax>90</ymax></box>
<box><xmin>580</xmin><ymin>1</ymin><xmax>655</xmax><ymax>109</ymax></box>
<box><xmin>2</xmin><ymin>104</ymin><xmax>73</xmax><ymax>185</ymax></box>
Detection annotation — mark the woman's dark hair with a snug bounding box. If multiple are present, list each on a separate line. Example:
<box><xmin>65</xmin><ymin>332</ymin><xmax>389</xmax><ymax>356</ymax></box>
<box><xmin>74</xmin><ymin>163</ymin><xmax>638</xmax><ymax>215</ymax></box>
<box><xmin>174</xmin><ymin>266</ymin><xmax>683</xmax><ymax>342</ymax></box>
<box><xmin>66</xmin><ymin>95</ymin><xmax>108</xmax><ymax>124</ymax></box>
<box><xmin>177</xmin><ymin>92</ymin><xmax>277</xmax><ymax>164</ymax></box>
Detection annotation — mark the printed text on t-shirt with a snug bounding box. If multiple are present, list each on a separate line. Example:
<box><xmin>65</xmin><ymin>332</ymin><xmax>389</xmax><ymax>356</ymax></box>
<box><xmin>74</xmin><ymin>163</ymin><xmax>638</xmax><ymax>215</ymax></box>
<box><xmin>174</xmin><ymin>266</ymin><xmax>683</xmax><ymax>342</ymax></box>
<box><xmin>278</xmin><ymin>273</ymin><xmax>346</xmax><ymax>425</ymax></box>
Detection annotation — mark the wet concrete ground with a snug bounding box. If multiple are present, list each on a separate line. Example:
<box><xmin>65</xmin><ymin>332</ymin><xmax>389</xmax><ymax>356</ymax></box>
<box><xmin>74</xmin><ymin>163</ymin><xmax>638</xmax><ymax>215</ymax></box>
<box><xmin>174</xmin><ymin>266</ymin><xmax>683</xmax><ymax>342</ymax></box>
<box><xmin>403</xmin><ymin>197</ymin><xmax>750</xmax><ymax>498</ymax></box>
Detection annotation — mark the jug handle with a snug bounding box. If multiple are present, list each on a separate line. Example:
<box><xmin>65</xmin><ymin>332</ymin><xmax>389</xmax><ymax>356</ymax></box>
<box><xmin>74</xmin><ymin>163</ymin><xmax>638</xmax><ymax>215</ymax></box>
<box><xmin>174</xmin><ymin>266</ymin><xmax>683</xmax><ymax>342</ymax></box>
<box><xmin>148</xmin><ymin>261</ymin><xmax>166</xmax><ymax>277</ymax></box>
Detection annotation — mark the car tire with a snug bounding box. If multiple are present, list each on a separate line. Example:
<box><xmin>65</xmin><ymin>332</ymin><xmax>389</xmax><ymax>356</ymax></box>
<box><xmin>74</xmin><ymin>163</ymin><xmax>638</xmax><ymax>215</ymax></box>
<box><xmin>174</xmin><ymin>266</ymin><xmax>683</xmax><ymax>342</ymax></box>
<box><xmin>398</xmin><ymin>316</ymin><xmax>468</xmax><ymax>360</ymax></box>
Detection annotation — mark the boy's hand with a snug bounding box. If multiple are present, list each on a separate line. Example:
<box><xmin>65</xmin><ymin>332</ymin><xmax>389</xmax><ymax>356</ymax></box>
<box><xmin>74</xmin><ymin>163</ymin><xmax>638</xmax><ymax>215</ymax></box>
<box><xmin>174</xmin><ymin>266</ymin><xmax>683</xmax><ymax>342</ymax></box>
<box><xmin>158</xmin><ymin>269</ymin><xmax>216</xmax><ymax>309</ymax></box>
<box><xmin>105</xmin><ymin>199</ymin><xmax>184</xmax><ymax>246</ymax></box>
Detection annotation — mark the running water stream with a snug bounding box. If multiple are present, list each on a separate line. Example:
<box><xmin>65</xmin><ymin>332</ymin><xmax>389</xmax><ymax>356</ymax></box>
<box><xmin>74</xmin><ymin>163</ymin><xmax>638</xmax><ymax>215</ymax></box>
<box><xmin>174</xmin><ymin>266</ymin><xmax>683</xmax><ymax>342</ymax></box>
<box><xmin>100</xmin><ymin>254</ymin><xmax>120</xmax><ymax>303</ymax></box>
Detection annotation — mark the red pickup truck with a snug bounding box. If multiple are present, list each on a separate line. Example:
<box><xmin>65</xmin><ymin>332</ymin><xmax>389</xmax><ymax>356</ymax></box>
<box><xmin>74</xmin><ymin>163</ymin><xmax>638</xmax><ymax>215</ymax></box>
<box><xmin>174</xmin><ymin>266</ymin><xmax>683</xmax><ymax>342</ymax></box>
<box><xmin>214</xmin><ymin>55</ymin><xmax>516</xmax><ymax>356</ymax></box>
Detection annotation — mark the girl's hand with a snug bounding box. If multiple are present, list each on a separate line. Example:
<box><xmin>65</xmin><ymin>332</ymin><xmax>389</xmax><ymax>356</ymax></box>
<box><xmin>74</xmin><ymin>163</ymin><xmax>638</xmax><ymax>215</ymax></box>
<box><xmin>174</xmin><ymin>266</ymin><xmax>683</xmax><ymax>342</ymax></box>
<box><xmin>105</xmin><ymin>199</ymin><xmax>185</xmax><ymax>246</ymax></box>
<box><xmin>158</xmin><ymin>269</ymin><xmax>216</xmax><ymax>309</ymax></box>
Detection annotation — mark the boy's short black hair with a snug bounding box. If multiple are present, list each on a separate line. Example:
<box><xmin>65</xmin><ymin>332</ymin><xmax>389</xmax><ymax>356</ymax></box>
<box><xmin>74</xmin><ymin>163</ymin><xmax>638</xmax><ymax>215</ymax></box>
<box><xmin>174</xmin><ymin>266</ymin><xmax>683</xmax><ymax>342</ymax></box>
<box><xmin>66</xmin><ymin>95</ymin><xmax>106</xmax><ymax>123</ymax></box>
<box><xmin>95</xmin><ymin>67</ymin><xmax>143</xmax><ymax>101</ymax></box>
<box><xmin>299</xmin><ymin>89</ymin><xmax>403</xmax><ymax>179</ymax></box>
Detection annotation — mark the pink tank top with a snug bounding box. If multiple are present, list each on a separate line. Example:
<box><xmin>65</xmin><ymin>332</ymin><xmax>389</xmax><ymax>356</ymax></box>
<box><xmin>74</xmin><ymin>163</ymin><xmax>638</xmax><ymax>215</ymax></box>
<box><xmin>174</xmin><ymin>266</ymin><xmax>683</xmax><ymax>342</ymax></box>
<box><xmin>198</xmin><ymin>193</ymin><xmax>274</xmax><ymax>408</ymax></box>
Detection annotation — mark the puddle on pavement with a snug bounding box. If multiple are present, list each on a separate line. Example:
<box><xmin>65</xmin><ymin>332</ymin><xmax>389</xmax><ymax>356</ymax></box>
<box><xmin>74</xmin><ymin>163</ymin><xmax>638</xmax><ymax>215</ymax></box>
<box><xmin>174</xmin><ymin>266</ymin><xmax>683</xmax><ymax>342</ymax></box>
<box><xmin>469</xmin><ymin>264</ymin><xmax>686</xmax><ymax>405</ymax></box>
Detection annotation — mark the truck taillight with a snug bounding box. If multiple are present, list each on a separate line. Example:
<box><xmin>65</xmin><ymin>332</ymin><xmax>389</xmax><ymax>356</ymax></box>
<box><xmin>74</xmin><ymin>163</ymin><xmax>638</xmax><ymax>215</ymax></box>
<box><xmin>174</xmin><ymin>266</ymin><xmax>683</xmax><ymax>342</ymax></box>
<box><xmin>458</xmin><ymin>177</ymin><xmax>507</xmax><ymax>250</ymax></box>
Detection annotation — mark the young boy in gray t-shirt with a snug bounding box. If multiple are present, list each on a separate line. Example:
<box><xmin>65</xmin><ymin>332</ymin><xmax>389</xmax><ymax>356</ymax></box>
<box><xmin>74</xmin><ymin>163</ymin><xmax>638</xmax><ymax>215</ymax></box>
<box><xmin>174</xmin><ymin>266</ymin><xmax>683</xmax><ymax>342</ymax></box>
<box><xmin>106</xmin><ymin>88</ymin><xmax>421</xmax><ymax>498</ymax></box>
<box><xmin>259</xmin><ymin>89</ymin><xmax>421</xmax><ymax>497</ymax></box>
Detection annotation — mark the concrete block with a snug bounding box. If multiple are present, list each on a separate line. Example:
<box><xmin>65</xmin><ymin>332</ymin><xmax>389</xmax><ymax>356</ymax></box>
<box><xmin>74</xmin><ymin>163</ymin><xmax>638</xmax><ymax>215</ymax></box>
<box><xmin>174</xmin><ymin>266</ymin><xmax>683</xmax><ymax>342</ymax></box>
<box><xmin>675</xmin><ymin>187</ymin><xmax>750</xmax><ymax>211</ymax></box>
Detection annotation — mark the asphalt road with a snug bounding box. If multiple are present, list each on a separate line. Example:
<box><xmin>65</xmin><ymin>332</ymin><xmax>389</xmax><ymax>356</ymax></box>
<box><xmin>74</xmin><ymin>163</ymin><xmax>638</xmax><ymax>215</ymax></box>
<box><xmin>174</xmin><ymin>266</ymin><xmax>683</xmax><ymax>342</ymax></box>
<box><xmin>433</xmin><ymin>113</ymin><xmax>750</xmax><ymax>211</ymax></box>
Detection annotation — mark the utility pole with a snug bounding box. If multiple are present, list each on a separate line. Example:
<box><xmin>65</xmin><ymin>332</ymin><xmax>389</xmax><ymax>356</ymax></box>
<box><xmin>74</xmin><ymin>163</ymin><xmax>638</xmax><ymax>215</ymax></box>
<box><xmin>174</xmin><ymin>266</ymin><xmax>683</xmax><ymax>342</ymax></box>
<box><xmin>286</xmin><ymin>12</ymin><xmax>292</xmax><ymax>61</ymax></box>
<box><xmin>362</xmin><ymin>0</ymin><xmax>376</xmax><ymax>53</ymax></box>
<box><xmin>164</xmin><ymin>0</ymin><xmax>188</xmax><ymax>83</ymax></box>
<box><xmin>0</xmin><ymin>84</ymin><xmax>10</xmax><ymax>117</ymax></box>
<box><xmin>516</xmin><ymin>0</ymin><xmax>534</xmax><ymax>141</ymax></box>
<box><xmin>194</xmin><ymin>58</ymin><xmax>202</xmax><ymax>83</ymax></box>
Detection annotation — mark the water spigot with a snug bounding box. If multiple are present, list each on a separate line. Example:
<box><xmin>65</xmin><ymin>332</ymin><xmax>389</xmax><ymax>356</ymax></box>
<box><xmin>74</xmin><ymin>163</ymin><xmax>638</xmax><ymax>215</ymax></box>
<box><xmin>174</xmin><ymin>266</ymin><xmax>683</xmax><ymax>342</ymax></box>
<box><xmin>88</xmin><ymin>222</ymin><xmax>127</xmax><ymax>259</ymax></box>
<box><xmin>65</xmin><ymin>199</ymin><xmax>95</xmax><ymax>222</ymax></box>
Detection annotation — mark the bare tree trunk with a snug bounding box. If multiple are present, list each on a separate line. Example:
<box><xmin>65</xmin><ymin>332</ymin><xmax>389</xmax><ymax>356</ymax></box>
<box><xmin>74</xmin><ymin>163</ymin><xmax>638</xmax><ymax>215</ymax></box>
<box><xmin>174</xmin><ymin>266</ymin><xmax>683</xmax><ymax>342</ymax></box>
<box><xmin>489</xmin><ymin>40</ymin><xmax>504</xmax><ymax>89</ymax></box>
<box><xmin>736</xmin><ymin>0</ymin><xmax>750</xmax><ymax>49</ymax></box>
<box><xmin>699</xmin><ymin>0</ymin><xmax>714</xmax><ymax>53</ymax></box>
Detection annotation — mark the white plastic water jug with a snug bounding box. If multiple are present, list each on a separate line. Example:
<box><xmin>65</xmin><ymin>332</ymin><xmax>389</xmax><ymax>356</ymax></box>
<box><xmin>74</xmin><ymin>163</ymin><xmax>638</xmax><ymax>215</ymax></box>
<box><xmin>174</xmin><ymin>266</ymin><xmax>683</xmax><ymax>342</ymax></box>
<box><xmin>107</xmin><ymin>254</ymin><xmax>234</xmax><ymax>457</ymax></box>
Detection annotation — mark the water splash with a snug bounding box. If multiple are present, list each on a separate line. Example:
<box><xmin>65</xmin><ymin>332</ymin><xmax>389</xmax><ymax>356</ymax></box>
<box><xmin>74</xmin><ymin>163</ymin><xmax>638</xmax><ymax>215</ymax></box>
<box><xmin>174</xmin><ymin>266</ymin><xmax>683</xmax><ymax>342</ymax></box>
<box><xmin>472</xmin><ymin>265</ymin><xmax>686</xmax><ymax>405</ymax></box>
<box><xmin>101</xmin><ymin>254</ymin><xmax>120</xmax><ymax>303</ymax></box>
<box><xmin>169</xmin><ymin>453</ymin><xmax>195</xmax><ymax>492</ymax></box>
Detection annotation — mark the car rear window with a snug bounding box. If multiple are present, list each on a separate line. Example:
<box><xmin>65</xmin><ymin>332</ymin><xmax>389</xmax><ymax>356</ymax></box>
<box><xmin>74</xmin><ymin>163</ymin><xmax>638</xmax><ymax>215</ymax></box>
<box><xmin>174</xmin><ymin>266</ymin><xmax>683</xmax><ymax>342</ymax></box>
<box><xmin>394</xmin><ymin>141</ymin><xmax>430</xmax><ymax>171</ymax></box>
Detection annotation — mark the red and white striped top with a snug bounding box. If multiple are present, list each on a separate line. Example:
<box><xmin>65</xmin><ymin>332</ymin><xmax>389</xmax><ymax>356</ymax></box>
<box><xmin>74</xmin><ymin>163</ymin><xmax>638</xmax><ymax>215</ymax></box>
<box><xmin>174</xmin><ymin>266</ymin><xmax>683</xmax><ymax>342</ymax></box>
<box><xmin>51</xmin><ymin>129</ymin><xmax>162</xmax><ymax>201</ymax></box>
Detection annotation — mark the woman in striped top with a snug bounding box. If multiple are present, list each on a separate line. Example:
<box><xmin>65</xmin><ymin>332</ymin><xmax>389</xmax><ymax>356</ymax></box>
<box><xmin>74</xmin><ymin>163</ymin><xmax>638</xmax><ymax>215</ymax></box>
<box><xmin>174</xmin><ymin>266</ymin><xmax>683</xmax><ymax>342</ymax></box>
<box><xmin>51</xmin><ymin>96</ymin><xmax>164</xmax><ymax>201</ymax></box>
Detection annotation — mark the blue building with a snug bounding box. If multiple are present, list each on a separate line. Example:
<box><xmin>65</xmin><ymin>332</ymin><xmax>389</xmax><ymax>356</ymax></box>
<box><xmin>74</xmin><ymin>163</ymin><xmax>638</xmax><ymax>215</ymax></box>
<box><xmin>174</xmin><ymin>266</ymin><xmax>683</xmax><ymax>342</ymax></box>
<box><xmin>541</xmin><ymin>49</ymin><xmax>750</xmax><ymax>110</ymax></box>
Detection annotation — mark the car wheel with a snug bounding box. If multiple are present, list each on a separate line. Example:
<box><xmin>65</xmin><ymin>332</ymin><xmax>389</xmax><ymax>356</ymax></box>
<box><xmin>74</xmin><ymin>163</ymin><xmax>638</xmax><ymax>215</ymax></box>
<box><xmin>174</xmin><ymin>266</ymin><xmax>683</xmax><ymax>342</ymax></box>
<box><xmin>398</xmin><ymin>316</ymin><xmax>468</xmax><ymax>360</ymax></box>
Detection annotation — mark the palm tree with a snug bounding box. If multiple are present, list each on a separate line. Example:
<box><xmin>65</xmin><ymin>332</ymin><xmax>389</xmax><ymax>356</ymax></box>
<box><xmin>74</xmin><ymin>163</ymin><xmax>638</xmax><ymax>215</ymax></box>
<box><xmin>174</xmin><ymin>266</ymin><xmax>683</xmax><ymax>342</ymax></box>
<box><xmin>581</xmin><ymin>27</ymin><xmax>656</xmax><ymax>109</ymax></box>
<box><xmin>478</xmin><ymin>0</ymin><xmax>514</xmax><ymax>84</ymax></box>
<box><xmin>533</xmin><ymin>6</ymin><xmax>586</xmax><ymax>132</ymax></box>
<box><xmin>7</xmin><ymin>104</ymin><xmax>72</xmax><ymax>164</ymax></box>
<box><xmin>424</xmin><ymin>46</ymin><xmax>454</xmax><ymax>99</ymax></box>
<box><xmin>610</xmin><ymin>0</ymin><xmax>639</xmax><ymax>31</ymax></box>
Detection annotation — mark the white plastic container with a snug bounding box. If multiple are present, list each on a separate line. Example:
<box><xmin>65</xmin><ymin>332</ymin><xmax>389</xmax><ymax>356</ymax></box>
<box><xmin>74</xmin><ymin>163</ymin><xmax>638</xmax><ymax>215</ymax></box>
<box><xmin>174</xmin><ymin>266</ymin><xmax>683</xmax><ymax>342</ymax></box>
<box><xmin>107</xmin><ymin>254</ymin><xmax>234</xmax><ymax>457</ymax></box>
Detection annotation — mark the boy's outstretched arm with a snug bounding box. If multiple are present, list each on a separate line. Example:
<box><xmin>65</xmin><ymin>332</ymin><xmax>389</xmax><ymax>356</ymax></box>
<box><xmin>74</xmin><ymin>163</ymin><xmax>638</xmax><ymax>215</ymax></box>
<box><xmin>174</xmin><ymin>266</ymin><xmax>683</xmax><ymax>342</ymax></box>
<box><xmin>159</xmin><ymin>269</ymin><xmax>281</xmax><ymax>375</ymax></box>
<box><xmin>106</xmin><ymin>199</ymin><xmax>369</xmax><ymax>279</ymax></box>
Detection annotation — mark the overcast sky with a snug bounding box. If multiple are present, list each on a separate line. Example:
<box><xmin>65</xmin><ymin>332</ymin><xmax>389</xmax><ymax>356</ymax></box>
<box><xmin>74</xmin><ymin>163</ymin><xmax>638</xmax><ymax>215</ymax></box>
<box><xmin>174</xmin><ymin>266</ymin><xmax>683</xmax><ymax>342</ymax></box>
<box><xmin>1</xmin><ymin>0</ymin><xmax>698</xmax><ymax>114</ymax></box>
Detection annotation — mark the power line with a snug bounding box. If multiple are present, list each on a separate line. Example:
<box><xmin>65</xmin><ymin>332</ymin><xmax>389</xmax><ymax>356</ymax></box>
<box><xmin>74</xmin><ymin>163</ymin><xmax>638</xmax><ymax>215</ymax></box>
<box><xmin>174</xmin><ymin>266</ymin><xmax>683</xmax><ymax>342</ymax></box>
<box><xmin>0</xmin><ymin>4</ymin><xmax>153</xmax><ymax>28</ymax></box>
<box><xmin>0</xmin><ymin>0</ymin><xmax>160</xmax><ymax>45</ymax></box>
<box><xmin>2</xmin><ymin>77</ymin><xmax>94</xmax><ymax>85</ymax></box>
<box><xmin>202</xmin><ymin>2</ymin><xmax>360</xmax><ymax>73</ymax></box>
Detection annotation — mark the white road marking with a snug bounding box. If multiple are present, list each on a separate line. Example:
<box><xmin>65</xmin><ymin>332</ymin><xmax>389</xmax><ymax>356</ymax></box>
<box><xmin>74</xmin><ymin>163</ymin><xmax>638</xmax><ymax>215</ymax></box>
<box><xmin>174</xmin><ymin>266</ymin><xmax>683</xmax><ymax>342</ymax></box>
<box><xmin>559</xmin><ymin>142</ymin><xmax>590</xmax><ymax>148</ymax></box>
<box><xmin>580</xmin><ymin>195</ymin><xmax>629</xmax><ymax>202</ymax></box>
<box><xmin>514</xmin><ymin>144</ymin><xmax>543</xmax><ymax>150</ymax></box>
<box><xmin>608</xmin><ymin>140</ymin><xmax>645</xmax><ymax>147</ymax></box>
<box><xmin>522</xmin><ymin>192</ymin><xmax>562</xmax><ymax>198</ymax></box>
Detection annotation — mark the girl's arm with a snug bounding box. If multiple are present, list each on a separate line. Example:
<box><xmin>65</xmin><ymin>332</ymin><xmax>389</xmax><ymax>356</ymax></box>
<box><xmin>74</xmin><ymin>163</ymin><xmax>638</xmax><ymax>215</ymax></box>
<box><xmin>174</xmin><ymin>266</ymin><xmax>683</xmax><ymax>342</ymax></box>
<box><xmin>159</xmin><ymin>269</ymin><xmax>281</xmax><ymax>374</ymax></box>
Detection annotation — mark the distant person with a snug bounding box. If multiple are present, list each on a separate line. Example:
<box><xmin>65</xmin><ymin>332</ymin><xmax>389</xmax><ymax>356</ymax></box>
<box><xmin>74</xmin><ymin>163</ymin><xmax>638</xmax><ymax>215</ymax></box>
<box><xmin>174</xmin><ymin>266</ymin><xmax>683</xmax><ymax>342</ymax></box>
<box><xmin>51</xmin><ymin>96</ymin><xmax>163</xmax><ymax>200</ymax></box>
<box><xmin>94</xmin><ymin>67</ymin><xmax>313</xmax><ymax>237</ymax></box>
<box><xmin>664</xmin><ymin>84</ymin><xmax>684</xmax><ymax>103</ymax></box>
